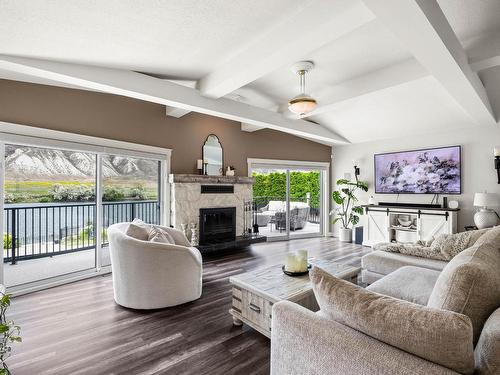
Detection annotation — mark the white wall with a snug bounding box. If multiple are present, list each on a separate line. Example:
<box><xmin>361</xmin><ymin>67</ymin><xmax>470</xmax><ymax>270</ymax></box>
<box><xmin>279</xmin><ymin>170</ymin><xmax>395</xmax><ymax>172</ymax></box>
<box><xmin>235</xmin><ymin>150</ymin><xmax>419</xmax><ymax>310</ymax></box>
<box><xmin>332</xmin><ymin>125</ymin><xmax>500</xmax><ymax>233</ymax></box>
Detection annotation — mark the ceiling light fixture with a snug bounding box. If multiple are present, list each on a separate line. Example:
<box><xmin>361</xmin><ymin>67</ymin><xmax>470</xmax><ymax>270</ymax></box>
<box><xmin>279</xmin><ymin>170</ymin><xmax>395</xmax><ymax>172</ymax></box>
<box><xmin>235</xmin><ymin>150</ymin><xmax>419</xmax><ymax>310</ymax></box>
<box><xmin>288</xmin><ymin>61</ymin><xmax>317</xmax><ymax>116</ymax></box>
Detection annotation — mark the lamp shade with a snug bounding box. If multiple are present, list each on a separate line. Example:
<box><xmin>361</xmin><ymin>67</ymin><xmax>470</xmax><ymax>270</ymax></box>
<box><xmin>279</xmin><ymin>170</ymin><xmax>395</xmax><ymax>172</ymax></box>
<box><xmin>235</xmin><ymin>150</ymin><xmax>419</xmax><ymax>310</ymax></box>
<box><xmin>473</xmin><ymin>192</ymin><xmax>499</xmax><ymax>208</ymax></box>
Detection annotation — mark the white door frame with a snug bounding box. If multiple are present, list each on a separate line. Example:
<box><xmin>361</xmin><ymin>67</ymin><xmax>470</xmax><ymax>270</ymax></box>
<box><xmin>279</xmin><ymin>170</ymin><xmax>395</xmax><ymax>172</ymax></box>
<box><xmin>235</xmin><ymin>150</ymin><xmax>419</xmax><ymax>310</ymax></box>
<box><xmin>0</xmin><ymin>121</ymin><xmax>171</xmax><ymax>295</ymax></box>
<box><xmin>247</xmin><ymin>158</ymin><xmax>330</xmax><ymax>240</ymax></box>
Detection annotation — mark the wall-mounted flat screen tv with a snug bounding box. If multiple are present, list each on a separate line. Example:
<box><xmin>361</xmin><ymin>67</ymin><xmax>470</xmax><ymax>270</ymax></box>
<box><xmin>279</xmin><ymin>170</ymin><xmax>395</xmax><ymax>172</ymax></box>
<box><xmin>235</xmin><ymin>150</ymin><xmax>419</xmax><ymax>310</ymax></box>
<box><xmin>374</xmin><ymin>145</ymin><xmax>461</xmax><ymax>194</ymax></box>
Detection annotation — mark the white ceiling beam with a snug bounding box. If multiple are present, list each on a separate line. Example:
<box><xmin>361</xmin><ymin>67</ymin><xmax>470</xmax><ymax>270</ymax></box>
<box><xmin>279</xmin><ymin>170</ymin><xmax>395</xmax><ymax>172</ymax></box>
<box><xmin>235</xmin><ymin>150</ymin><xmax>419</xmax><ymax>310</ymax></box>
<box><xmin>198</xmin><ymin>0</ymin><xmax>375</xmax><ymax>99</ymax></box>
<box><xmin>165</xmin><ymin>106</ymin><xmax>191</xmax><ymax>118</ymax></box>
<box><xmin>164</xmin><ymin>80</ymin><xmax>197</xmax><ymax>118</ymax></box>
<box><xmin>299</xmin><ymin>58</ymin><xmax>428</xmax><ymax>118</ymax></box>
<box><xmin>362</xmin><ymin>0</ymin><xmax>497</xmax><ymax>126</ymax></box>
<box><xmin>470</xmin><ymin>56</ymin><xmax>500</xmax><ymax>73</ymax></box>
<box><xmin>467</xmin><ymin>33</ymin><xmax>500</xmax><ymax>72</ymax></box>
<box><xmin>0</xmin><ymin>55</ymin><xmax>349</xmax><ymax>144</ymax></box>
<box><xmin>241</xmin><ymin>123</ymin><xmax>264</xmax><ymax>132</ymax></box>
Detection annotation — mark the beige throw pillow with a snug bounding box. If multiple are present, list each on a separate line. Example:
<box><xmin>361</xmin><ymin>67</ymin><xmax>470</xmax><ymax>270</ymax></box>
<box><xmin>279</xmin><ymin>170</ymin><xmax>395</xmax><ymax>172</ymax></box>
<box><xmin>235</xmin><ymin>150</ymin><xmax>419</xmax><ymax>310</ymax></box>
<box><xmin>427</xmin><ymin>226</ymin><xmax>500</xmax><ymax>345</ymax></box>
<box><xmin>148</xmin><ymin>226</ymin><xmax>174</xmax><ymax>244</ymax></box>
<box><xmin>311</xmin><ymin>267</ymin><xmax>474</xmax><ymax>374</ymax></box>
<box><xmin>125</xmin><ymin>219</ymin><xmax>151</xmax><ymax>241</ymax></box>
<box><xmin>474</xmin><ymin>307</ymin><xmax>500</xmax><ymax>375</ymax></box>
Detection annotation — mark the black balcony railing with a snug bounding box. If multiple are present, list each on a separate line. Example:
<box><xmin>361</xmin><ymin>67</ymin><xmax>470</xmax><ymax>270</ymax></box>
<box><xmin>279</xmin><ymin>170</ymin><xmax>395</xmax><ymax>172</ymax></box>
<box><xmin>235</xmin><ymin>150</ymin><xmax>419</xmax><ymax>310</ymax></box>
<box><xmin>253</xmin><ymin>196</ymin><xmax>321</xmax><ymax>224</ymax></box>
<box><xmin>3</xmin><ymin>200</ymin><xmax>159</xmax><ymax>264</ymax></box>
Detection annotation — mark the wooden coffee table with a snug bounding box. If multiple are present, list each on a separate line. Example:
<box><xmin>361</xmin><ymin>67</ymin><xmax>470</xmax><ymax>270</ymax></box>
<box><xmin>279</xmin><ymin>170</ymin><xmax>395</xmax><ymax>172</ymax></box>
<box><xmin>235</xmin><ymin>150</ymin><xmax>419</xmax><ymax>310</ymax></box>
<box><xmin>229</xmin><ymin>259</ymin><xmax>360</xmax><ymax>338</ymax></box>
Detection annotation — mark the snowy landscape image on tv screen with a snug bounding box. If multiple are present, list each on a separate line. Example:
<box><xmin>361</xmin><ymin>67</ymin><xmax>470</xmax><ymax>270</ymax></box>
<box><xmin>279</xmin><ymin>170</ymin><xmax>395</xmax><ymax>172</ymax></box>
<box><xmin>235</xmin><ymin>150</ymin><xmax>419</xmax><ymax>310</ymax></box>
<box><xmin>374</xmin><ymin>146</ymin><xmax>461</xmax><ymax>194</ymax></box>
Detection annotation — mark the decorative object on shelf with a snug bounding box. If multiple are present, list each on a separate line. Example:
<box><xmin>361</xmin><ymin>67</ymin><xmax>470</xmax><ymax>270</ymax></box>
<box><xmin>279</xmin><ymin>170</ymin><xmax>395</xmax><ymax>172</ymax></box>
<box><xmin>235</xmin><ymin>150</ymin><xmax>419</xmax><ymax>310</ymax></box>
<box><xmin>225</xmin><ymin>165</ymin><xmax>235</xmax><ymax>176</ymax></box>
<box><xmin>442</xmin><ymin>196</ymin><xmax>448</xmax><ymax>209</ymax></box>
<box><xmin>284</xmin><ymin>250</ymin><xmax>309</xmax><ymax>275</ymax></box>
<box><xmin>288</xmin><ymin>61</ymin><xmax>317</xmax><ymax>115</ymax></box>
<box><xmin>368</xmin><ymin>195</ymin><xmax>377</xmax><ymax>205</ymax></box>
<box><xmin>331</xmin><ymin>177</ymin><xmax>369</xmax><ymax>242</ymax></box>
<box><xmin>180</xmin><ymin>223</ymin><xmax>188</xmax><ymax>239</ymax></box>
<box><xmin>448</xmin><ymin>200</ymin><xmax>459</xmax><ymax>209</ymax></box>
<box><xmin>473</xmin><ymin>192</ymin><xmax>499</xmax><ymax>229</ymax></box>
<box><xmin>203</xmin><ymin>160</ymin><xmax>208</xmax><ymax>175</ymax></box>
<box><xmin>397</xmin><ymin>215</ymin><xmax>412</xmax><ymax>227</ymax></box>
<box><xmin>196</xmin><ymin>159</ymin><xmax>203</xmax><ymax>175</ymax></box>
<box><xmin>494</xmin><ymin>146</ymin><xmax>500</xmax><ymax>184</ymax></box>
<box><xmin>190</xmin><ymin>223</ymin><xmax>199</xmax><ymax>246</ymax></box>
<box><xmin>202</xmin><ymin>134</ymin><xmax>223</xmax><ymax>176</ymax></box>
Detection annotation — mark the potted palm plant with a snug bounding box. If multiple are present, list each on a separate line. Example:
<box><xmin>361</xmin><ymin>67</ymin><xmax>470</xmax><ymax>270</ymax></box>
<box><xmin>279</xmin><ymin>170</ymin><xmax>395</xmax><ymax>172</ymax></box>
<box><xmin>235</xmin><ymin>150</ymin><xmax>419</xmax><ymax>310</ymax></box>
<box><xmin>331</xmin><ymin>178</ymin><xmax>368</xmax><ymax>242</ymax></box>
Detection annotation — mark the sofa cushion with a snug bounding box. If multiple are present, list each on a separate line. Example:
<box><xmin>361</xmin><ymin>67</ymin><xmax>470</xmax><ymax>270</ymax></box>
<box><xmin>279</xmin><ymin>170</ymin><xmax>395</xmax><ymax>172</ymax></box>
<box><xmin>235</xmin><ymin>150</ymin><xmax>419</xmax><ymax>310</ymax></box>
<box><xmin>125</xmin><ymin>219</ymin><xmax>151</xmax><ymax>241</ymax></box>
<box><xmin>367</xmin><ymin>266</ymin><xmax>440</xmax><ymax>305</ymax></box>
<box><xmin>427</xmin><ymin>226</ymin><xmax>500</xmax><ymax>345</ymax></box>
<box><xmin>311</xmin><ymin>266</ymin><xmax>474</xmax><ymax>374</ymax></box>
<box><xmin>362</xmin><ymin>250</ymin><xmax>447</xmax><ymax>276</ymax></box>
<box><xmin>474</xmin><ymin>307</ymin><xmax>500</xmax><ymax>375</ymax></box>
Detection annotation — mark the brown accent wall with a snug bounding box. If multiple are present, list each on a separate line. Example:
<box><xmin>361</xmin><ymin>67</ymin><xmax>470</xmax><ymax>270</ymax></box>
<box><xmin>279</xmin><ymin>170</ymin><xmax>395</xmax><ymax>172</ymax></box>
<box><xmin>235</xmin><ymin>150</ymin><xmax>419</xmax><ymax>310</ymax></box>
<box><xmin>0</xmin><ymin>79</ymin><xmax>331</xmax><ymax>175</ymax></box>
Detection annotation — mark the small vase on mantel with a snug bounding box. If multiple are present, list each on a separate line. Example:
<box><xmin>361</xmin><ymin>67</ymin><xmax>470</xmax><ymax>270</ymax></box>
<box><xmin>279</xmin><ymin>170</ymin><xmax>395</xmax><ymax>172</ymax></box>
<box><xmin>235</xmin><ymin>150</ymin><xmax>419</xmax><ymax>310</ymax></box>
<box><xmin>180</xmin><ymin>223</ymin><xmax>188</xmax><ymax>240</ymax></box>
<box><xmin>190</xmin><ymin>223</ymin><xmax>199</xmax><ymax>246</ymax></box>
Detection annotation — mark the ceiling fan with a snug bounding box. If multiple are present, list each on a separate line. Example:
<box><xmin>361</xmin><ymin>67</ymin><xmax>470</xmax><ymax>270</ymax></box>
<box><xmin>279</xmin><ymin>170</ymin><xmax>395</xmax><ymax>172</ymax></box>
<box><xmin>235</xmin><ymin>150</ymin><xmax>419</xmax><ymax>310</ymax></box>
<box><xmin>288</xmin><ymin>61</ymin><xmax>317</xmax><ymax>116</ymax></box>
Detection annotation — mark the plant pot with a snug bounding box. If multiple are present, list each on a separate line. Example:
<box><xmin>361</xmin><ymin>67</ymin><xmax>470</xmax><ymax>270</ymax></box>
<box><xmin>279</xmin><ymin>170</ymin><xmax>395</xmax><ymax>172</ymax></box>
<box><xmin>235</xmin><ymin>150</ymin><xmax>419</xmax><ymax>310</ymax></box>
<box><xmin>339</xmin><ymin>228</ymin><xmax>352</xmax><ymax>242</ymax></box>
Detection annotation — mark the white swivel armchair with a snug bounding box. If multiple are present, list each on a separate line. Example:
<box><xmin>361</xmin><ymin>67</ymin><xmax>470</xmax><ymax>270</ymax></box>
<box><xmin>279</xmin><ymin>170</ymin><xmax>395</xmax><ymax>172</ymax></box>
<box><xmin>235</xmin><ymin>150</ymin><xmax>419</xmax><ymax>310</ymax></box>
<box><xmin>108</xmin><ymin>222</ymin><xmax>202</xmax><ymax>309</ymax></box>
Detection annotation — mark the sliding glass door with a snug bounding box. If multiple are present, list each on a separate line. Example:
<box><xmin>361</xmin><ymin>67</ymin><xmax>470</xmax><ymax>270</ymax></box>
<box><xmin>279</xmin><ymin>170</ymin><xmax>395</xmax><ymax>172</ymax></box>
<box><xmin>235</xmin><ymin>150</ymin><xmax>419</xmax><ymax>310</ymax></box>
<box><xmin>100</xmin><ymin>154</ymin><xmax>162</xmax><ymax>267</ymax></box>
<box><xmin>289</xmin><ymin>168</ymin><xmax>322</xmax><ymax>239</ymax></box>
<box><xmin>252</xmin><ymin>168</ymin><xmax>289</xmax><ymax>240</ymax></box>
<box><xmin>0</xmin><ymin>132</ymin><xmax>169</xmax><ymax>292</ymax></box>
<box><xmin>3</xmin><ymin>144</ymin><xmax>97</xmax><ymax>287</ymax></box>
<box><xmin>249</xmin><ymin>160</ymin><xmax>328</xmax><ymax>241</ymax></box>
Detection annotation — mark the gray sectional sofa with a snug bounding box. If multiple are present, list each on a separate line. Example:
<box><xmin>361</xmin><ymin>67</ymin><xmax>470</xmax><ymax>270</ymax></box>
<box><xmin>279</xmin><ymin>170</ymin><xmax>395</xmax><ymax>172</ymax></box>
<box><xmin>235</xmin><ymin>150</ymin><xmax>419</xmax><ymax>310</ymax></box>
<box><xmin>361</xmin><ymin>250</ymin><xmax>447</xmax><ymax>284</ymax></box>
<box><xmin>271</xmin><ymin>226</ymin><xmax>500</xmax><ymax>375</ymax></box>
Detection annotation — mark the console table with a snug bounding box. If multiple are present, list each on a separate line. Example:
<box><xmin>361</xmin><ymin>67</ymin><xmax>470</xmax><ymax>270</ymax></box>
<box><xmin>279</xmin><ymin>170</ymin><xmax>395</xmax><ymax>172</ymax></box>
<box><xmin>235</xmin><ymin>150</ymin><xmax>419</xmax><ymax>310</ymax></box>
<box><xmin>362</xmin><ymin>205</ymin><xmax>459</xmax><ymax>247</ymax></box>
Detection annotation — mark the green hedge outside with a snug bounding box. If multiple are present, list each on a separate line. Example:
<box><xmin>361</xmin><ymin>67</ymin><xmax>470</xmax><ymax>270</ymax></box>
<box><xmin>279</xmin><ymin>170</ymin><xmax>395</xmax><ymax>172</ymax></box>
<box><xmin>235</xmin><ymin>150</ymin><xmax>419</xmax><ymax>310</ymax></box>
<box><xmin>252</xmin><ymin>171</ymin><xmax>320</xmax><ymax>207</ymax></box>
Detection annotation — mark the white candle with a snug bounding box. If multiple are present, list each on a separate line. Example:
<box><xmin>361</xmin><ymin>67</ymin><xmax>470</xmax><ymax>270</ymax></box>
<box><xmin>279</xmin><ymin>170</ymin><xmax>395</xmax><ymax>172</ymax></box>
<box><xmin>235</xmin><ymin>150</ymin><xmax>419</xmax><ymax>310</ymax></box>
<box><xmin>197</xmin><ymin>159</ymin><xmax>203</xmax><ymax>169</ymax></box>
<box><xmin>297</xmin><ymin>250</ymin><xmax>308</xmax><ymax>272</ymax></box>
<box><xmin>285</xmin><ymin>254</ymin><xmax>296</xmax><ymax>272</ymax></box>
<box><xmin>298</xmin><ymin>250</ymin><xmax>308</xmax><ymax>260</ymax></box>
<box><xmin>495</xmin><ymin>147</ymin><xmax>500</xmax><ymax>157</ymax></box>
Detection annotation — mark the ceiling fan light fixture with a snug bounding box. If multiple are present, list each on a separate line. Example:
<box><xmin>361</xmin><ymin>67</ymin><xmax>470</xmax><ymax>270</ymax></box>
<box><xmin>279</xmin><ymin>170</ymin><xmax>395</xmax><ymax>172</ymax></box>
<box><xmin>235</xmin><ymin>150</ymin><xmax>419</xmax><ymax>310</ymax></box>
<box><xmin>287</xmin><ymin>61</ymin><xmax>317</xmax><ymax>116</ymax></box>
<box><xmin>288</xmin><ymin>94</ymin><xmax>317</xmax><ymax>115</ymax></box>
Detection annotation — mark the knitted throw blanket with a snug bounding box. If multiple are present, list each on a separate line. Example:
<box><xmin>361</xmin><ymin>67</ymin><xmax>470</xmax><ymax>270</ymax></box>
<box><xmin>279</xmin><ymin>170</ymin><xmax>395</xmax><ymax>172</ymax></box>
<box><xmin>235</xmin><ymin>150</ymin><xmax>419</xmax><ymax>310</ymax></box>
<box><xmin>373</xmin><ymin>228</ymin><xmax>489</xmax><ymax>261</ymax></box>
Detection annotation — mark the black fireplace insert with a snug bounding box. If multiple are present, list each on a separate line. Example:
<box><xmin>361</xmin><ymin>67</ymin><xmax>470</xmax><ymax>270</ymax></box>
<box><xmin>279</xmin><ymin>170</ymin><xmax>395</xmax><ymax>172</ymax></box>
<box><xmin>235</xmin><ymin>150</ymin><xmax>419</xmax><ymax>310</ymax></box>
<box><xmin>199</xmin><ymin>207</ymin><xmax>236</xmax><ymax>245</ymax></box>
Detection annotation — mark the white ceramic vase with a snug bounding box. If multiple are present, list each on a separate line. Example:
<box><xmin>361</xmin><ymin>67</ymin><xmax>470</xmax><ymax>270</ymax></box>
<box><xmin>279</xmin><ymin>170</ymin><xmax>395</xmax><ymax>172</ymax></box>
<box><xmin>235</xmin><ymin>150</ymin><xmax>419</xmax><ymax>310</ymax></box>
<box><xmin>474</xmin><ymin>209</ymin><xmax>498</xmax><ymax>229</ymax></box>
<box><xmin>339</xmin><ymin>228</ymin><xmax>352</xmax><ymax>243</ymax></box>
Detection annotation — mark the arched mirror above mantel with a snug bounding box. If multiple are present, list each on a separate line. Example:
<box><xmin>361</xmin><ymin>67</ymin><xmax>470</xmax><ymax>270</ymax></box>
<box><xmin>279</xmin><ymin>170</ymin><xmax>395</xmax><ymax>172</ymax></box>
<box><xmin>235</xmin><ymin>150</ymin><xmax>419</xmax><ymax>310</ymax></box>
<box><xmin>202</xmin><ymin>134</ymin><xmax>223</xmax><ymax>175</ymax></box>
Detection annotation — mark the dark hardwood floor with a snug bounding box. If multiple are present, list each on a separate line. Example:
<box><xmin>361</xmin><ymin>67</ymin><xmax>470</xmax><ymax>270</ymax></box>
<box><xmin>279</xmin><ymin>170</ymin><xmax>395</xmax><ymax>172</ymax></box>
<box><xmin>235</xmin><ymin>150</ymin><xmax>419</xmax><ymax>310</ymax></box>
<box><xmin>8</xmin><ymin>238</ymin><xmax>369</xmax><ymax>375</ymax></box>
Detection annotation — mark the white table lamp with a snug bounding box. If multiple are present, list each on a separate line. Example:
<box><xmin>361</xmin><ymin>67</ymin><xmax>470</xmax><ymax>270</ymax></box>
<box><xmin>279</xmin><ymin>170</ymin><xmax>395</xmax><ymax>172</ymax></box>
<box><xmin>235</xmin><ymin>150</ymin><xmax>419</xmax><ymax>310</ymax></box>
<box><xmin>473</xmin><ymin>192</ymin><xmax>499</xmax><ymax>229</ymax></box>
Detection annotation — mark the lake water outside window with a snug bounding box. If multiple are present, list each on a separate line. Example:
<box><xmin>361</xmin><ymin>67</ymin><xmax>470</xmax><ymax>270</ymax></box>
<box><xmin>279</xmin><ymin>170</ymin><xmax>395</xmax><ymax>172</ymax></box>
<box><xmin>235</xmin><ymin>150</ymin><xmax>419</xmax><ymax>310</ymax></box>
<box><xmin>4</xmin><ymin>144</ymin><xmax>98</xmax><ymax>287</ymax></box>
<box><xmin>3</xmin><ymin>144</ymin><xmax>163</xmax><ymax>288</ymax></box>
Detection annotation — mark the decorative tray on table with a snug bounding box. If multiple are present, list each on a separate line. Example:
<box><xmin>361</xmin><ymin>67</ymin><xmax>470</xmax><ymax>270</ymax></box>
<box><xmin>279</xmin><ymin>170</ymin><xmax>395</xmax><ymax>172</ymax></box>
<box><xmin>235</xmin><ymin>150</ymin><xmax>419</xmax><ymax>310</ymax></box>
<box><xmin>282</xmin><ymin>264</ymin><xmax>312</xmax><ymax>277</ymax></box>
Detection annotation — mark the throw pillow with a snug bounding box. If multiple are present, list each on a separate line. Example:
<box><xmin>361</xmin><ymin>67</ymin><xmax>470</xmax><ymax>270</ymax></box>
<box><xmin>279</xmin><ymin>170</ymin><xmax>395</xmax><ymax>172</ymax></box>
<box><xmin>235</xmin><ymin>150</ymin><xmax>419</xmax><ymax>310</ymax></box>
<box><xmin>311</xmin><ymin>266</ymin><xmax>474</xmax><ymax>374</ymax></box>
<box><xmin>125</xmin><ymin>219</ymin><xmax>151</xmax><ymax>241</ymax></box>
<box><xmin>427</xmin><ymin>225</ymin><xmax>500</xmax><ymax>345</ymax></box>
<box><xmin>474</xmin><ymin>307</ymin><xmax>500</xmax><ymax>375</ymax></box>
<box><xmin>148</xmin><ymin>226</ymin><xmax>174</xmax><ymax>244</ymax></box>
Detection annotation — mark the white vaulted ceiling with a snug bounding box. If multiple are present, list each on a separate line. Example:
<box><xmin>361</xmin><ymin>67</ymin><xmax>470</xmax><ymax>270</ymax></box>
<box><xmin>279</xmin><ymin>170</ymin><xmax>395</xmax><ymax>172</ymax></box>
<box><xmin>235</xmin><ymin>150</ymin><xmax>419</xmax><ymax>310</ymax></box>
<box><xmin>0</xmin><ymin>0</ymin><xmax>303</xmax><ymax>79</ymax></box>
<box><xmin>0</xmin><ymin>0</ymin><xmax>499</xmax><ymax>144</ymax></box>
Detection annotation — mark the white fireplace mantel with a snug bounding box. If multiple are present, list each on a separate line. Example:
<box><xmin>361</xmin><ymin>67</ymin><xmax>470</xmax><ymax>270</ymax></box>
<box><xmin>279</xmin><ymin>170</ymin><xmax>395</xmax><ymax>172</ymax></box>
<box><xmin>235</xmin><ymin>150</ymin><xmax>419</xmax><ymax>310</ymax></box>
<box><xmin>169</xmin><ymin>174</ymin><xmax>254</xmax><ymax>184</ymax></box>
<box><xmin>169</xmin><ymin>174</ymin><xmax>254</xmax><ymax>237</ymax></box>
